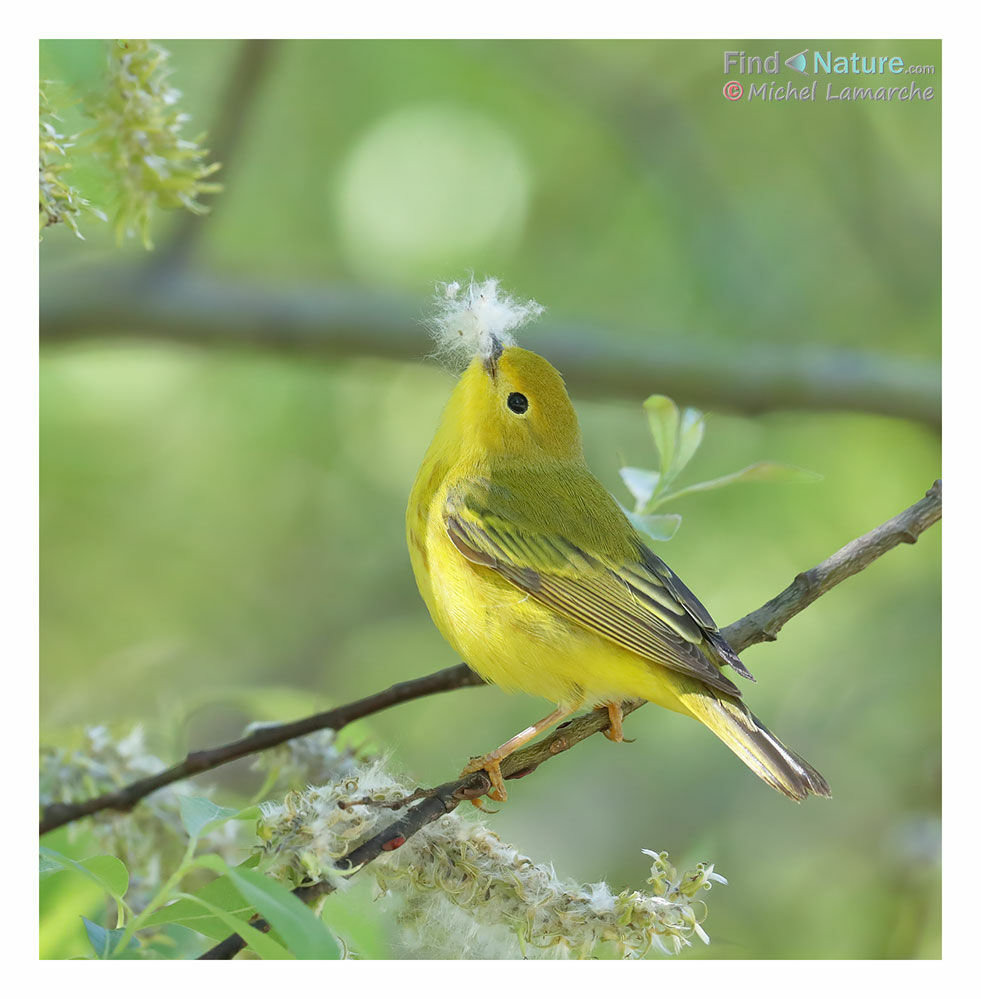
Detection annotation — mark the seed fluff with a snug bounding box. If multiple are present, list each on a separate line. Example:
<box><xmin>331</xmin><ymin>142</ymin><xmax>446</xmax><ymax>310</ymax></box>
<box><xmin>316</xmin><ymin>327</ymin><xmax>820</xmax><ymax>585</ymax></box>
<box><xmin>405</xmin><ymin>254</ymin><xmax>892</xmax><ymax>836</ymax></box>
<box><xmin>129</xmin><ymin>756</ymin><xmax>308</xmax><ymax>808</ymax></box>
<box><xmin>428</xmin><ymin>276</ymin><xmax>544</xmax><ymax>369</ymax></box>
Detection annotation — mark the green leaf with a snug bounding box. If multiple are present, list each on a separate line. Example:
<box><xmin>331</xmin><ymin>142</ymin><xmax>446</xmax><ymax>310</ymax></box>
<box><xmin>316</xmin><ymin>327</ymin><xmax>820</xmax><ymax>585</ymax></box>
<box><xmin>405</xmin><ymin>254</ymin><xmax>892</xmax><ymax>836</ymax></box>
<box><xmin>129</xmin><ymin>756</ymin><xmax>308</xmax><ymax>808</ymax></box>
<box><xmin>193</xmin><ymin>852</ymin><xmax>251</xmax><ymax>875</ymax></box>
<box><xmin>658</xmin><ymin>461</ymin><xmax>822</xmax><ymax>505</ymax></box>
<box><xmin>82</xmin><ymin>855</ymin><xmax>129</xmax><ymax>899</ymax></box>
<box><xmin>178</xmin><ymin>796</ymin><xmax>241</xmax><ymax>839</ymax></box>
<box><xmin>225</xmin><ymin>866</ymin><xmax>340</xmax><ymax>960</ymax></box>
<box><xmin>624</xmin><ymin>509</ymin><xmax>682</xmax><ymax>542</ymax></box>
<box><xmin>141</xmin><ymin>874</ymin><xmax>252</xmax><ymax>939</ymax></box>
<box><xmin>619</xmin><ymin>466</ymin><xmax>661</xmax><ymax>510</ymax></box>
<box><xmin>673</xmin><ymin>408</ymin><xmax>706</xmax><ymax>478</ymax></box>
<box><xmin>131</xmin><ymin>923</ymin><xmax>207</xmax><ymax>961</ymax></box>
<box><xmin>170</xmin><ymin>891</ymin><xmax>292</xmax><ymax>960</ymax></box>
<box><xmin>40</xmin><ymin>848</ymin><xmax>129</xmax><ymax>900</ymax></box>
<box><xmin>643</xmin><ymin>395</ymin><xmax>679</xmax><ymax>479</ymax></box>
<box><xmin>82</xmin><ymin>916</ymin><xmax>137</xmax><ymax>959</ymax></box>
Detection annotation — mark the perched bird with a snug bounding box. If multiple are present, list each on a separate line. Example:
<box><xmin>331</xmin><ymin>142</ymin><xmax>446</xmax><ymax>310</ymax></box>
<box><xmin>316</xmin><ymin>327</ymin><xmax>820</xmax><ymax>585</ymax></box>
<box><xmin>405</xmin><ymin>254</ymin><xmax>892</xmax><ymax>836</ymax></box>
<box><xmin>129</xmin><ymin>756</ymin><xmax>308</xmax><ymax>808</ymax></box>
<box><xmin>407</xmin><ymin>279</ymin><xmax>829</xmax><ymax>803</ymax></box>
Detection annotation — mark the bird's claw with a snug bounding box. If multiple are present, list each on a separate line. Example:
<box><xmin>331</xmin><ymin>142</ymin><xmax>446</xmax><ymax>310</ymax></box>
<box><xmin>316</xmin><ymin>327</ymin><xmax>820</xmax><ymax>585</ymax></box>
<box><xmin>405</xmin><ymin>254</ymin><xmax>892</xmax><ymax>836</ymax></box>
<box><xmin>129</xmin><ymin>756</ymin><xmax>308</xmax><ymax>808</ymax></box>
<box><xmin>603</xmin><ymin>702</ymin><xmax>625</xmax><ymax>742</ymax></box>
<box><xmin>460</xmin><ymin>756</ymin><xmax>508</xmax><ymax>802</ymax></box>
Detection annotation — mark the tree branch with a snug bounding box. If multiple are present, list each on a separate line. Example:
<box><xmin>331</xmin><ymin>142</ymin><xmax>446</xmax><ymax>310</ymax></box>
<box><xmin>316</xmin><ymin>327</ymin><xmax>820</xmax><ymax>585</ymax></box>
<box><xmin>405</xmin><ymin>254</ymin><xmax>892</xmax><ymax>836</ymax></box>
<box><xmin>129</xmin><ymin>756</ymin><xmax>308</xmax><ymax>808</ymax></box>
<box><xmin>38</xmin><ymin>663</ymin><xmax>484</xmax><ymax>835</ymax></box>
<box><xmin>39</xmin><ymin>266</ymin><xmax>940</xmax><ymax>427</ymax></box>
<box><xmin>723</xmin><ymin>478</ymin><xmax>942</xmax><ymax>651</ymax></box>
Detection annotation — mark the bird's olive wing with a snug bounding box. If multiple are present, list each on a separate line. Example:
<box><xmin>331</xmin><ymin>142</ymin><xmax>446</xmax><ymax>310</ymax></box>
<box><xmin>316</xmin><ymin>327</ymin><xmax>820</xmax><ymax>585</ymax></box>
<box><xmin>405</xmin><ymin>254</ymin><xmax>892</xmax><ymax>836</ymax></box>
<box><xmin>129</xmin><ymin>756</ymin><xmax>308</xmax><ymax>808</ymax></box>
<box><xmin>444</xmin><ymin>482</ymin><xmax>748</xmax><ymax>696</ymax></box>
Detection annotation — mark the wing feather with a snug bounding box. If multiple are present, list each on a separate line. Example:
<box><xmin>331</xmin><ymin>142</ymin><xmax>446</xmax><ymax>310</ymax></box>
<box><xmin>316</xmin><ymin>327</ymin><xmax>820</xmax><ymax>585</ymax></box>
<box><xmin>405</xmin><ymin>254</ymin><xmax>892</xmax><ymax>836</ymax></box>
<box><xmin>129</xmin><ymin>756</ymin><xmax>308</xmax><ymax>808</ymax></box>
<box><xmin>444</xmin><ymin>480</ymin><xmax>751</xmax><ymax>696</ymax></box>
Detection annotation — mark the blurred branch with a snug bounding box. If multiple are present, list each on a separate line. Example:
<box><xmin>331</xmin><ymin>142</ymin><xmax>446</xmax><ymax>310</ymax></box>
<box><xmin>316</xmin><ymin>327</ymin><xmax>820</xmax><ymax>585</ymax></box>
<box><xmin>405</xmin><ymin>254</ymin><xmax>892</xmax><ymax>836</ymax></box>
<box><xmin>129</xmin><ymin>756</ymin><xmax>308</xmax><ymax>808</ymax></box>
<box><xmin>38</xmin><ymin>663</ymin><xmax>484</xmax><ymax>835</ymax></box>
<box><xmin>154</xmin><ymin>40</ymin><xmax>278</xmax><ymax>270</ymax></box>
<box><xmin>197</xmin><ymin>479</ymin><xmax>941</xmax><ymax>959</ymax></box>
<box><xmin>40</xmin><ymin>481</ymin><xmax>940</xmax><ymax>840</ymax></box>
<box><xmin>39</xmin><ymin>266</ymin><xmax>940</xmax><ymax>426</ymax></box>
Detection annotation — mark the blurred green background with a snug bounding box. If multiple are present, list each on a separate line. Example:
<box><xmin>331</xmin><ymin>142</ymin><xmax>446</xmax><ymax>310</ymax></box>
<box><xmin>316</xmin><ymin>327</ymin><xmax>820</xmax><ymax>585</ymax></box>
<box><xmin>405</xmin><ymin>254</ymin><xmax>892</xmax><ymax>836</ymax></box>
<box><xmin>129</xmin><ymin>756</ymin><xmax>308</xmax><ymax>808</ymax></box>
<box><xmin>39</xmin><ymin>39</ymin><xmax>940</xmax><ymax>959</ymax></box>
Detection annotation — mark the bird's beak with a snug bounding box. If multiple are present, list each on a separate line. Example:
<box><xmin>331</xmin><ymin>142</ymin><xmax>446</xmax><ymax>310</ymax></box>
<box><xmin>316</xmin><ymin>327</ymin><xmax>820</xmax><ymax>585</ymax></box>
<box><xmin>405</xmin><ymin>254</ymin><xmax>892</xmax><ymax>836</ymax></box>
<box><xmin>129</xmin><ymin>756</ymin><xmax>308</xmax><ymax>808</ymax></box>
<box><xmin>483</xmin><ymin>334</ymin><xmax>503</xmax><ymax>378</ymax></box>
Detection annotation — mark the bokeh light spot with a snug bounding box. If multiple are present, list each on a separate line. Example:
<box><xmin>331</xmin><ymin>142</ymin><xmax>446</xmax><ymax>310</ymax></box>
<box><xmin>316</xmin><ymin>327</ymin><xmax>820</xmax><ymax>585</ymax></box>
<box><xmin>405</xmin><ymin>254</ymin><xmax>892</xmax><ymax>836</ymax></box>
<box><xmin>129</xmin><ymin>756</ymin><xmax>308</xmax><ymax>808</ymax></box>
<box><xmin>334</xmin><ymin>104</ymin><xmax>530</xmax><ymax>281</ymax></box>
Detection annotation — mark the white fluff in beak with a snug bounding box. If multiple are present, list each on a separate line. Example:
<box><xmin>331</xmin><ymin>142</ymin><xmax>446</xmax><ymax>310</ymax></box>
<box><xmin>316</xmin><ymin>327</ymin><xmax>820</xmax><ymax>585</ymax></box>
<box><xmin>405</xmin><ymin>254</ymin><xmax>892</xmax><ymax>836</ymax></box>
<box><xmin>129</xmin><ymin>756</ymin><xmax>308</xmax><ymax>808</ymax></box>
<box><xmin>429</xmin><ymin>277</ymin><xmax>544</xmax><ymax>368</ymax></box>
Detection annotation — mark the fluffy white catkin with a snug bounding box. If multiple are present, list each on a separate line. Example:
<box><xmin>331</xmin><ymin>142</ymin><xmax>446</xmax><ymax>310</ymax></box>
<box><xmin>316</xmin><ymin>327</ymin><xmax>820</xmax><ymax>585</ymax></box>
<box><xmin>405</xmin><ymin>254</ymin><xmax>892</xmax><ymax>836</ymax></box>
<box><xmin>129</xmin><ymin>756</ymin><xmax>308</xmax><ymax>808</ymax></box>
<box><xmin>428</xmin><ymin>277</ymin><xmax>544</xmax><ymax>368</ymax></box>
<box><xmin>257</xmin><ymin>763</ymin><xmax>725</xmax><ymax>959</ymax></box>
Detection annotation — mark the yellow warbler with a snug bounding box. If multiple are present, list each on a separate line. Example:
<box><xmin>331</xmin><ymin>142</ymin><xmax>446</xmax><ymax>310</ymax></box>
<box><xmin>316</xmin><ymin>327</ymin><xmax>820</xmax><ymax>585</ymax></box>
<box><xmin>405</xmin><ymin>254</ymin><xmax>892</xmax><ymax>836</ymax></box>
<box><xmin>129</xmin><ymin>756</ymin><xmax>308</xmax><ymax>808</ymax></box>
<box><xmin>407</xmin><ymin>285</ymin><xmax>829</xmax><ymax>804</ymax></box>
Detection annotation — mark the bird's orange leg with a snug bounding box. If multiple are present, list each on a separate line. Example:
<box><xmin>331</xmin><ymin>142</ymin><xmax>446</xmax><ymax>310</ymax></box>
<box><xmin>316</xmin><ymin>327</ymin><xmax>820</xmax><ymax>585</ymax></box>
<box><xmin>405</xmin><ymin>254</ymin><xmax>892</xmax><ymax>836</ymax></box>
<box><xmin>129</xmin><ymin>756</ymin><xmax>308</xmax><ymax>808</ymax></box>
<box><xmin>603</xmin><ymin>702</ymin><xmax>624</xmax><ymax>742</ymax></box>
<box><xmin>461</xmin><ymin>705</ymin><xmax>577</xmax><ymax>802</ymax></box>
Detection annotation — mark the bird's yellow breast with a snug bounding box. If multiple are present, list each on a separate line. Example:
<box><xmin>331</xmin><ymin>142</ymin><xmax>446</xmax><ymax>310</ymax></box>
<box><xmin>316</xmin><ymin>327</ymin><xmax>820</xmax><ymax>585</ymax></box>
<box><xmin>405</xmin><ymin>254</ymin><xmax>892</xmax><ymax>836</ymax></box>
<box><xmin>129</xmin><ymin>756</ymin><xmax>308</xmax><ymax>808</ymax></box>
<box><xmin>407</xmin><ymin>458</ymin><xmax>686</xmax><ymax>714</ymax></box>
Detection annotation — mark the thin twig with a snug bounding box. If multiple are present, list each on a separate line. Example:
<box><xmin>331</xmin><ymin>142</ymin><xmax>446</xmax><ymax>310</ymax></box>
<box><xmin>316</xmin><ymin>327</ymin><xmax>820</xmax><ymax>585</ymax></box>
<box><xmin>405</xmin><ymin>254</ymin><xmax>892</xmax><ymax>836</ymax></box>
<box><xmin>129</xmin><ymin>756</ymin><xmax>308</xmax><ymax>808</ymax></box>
<box><xmin>39</xmin><ymin>663</ymin><xmax>484</xmax><ymax>835</ymax></box>
<box><xmin>196</xmin><ymin>480</ymin><xmax>941</xmax><ymax>959</ymax></box>
<box><xmin>722</xmin><ymin>479</ymin><xmax>941</xmax><ymax>651</ymax></box>
<box><xmin>337</xmin><ymin>786</ymin><xmax>438</xmax><ymax>811</ymax></box>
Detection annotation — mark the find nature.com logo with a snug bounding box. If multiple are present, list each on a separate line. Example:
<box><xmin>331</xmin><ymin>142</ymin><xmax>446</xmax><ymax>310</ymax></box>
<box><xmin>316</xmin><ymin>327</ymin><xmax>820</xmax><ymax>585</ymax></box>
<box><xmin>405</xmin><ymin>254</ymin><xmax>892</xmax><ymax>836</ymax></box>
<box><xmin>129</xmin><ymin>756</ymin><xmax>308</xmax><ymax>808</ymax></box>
<box><xmin>722</xmin><ymin>47</ymin><xmax>936</xmax><ymax>103</ymax></box>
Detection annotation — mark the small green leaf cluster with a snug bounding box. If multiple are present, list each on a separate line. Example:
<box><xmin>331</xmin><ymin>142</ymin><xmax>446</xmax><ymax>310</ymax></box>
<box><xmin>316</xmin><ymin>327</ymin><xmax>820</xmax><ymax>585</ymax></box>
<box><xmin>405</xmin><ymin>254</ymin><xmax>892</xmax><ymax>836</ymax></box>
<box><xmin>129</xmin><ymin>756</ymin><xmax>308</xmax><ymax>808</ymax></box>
<box><xmin>620</xmin><ymin>395</ymin><xmax>820</xmax><ymax>542</ymax></box>
<box><xmin>40</xmin><ymin>725</ymin><xmax>223</xmax><ymax>911</ymax></box>
<box><xmin>40</xmin><ymin>724</ymin><xmax>351</xmax><ymax>958</ymax></box>
<box><xmin>42</xmin><ymin>794</ymin><xmax>338</xmax><ymax>959</ymax></box>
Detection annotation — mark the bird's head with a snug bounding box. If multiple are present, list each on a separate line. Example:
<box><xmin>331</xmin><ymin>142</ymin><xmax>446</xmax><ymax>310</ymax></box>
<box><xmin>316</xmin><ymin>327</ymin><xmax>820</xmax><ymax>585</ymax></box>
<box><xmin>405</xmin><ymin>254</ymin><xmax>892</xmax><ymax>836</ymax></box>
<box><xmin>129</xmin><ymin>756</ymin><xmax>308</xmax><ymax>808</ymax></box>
<box><xmin>425</xmin><ymin>277</ymin><xmax>583</xmax><ymax>463</ymax></box>
<box><xmin>446</xmin><ymin>344</ymin><xmax>584</xmax><ymax>462</ymax></box>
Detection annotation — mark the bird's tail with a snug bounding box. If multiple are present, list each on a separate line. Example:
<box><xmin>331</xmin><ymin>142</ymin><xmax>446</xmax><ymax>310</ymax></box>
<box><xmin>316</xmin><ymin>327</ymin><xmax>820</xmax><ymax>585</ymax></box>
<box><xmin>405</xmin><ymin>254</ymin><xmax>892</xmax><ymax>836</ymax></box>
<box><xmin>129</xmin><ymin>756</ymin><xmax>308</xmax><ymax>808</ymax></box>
<box><xmin>678</xmin><ymin>689</ymin><xmax>831</xmax><ymax>801</ymax></box>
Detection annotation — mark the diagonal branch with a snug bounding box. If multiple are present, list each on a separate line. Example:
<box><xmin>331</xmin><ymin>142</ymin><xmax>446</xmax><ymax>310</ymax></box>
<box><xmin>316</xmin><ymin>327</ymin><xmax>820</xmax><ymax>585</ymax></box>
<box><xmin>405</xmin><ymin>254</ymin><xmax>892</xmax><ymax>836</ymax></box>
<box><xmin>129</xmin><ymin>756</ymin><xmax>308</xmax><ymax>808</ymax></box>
<box><xmin>723</xmin><ymin>478</ymin><xmax>941</xmax><ymax>651</ymax></box>
<box><xmin>40</xmin><ymin>480</ymin><xmax>941</xmax><ymax>843</ymax></box>
<box><xmin>38</xmin><ymin>663</ymin><xmax>484</xmax><ymax>835</ymax></box>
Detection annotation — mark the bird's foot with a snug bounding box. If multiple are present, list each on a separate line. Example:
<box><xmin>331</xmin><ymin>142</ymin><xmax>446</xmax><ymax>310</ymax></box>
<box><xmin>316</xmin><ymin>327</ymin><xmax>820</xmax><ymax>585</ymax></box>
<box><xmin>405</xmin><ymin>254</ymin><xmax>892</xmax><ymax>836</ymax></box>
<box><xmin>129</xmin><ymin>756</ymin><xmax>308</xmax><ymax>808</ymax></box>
<box><xmin>460</xmin><ymin>755</ymin><xmax>508</xmax><ymax>802</ymax></box>
<box><xmin>603</xmin><ymin>702</ymin><xmax>625</xmax><ymax>742</ymax></box>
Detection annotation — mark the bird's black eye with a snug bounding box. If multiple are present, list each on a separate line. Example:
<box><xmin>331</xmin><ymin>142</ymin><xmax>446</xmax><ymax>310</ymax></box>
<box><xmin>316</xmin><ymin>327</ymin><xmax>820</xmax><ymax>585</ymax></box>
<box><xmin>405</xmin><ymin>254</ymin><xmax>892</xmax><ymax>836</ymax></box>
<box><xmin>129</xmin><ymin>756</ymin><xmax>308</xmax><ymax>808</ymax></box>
<box><xmin>507</xmin><ymin>392</ymin><xmax>529</xmax><ymax>415</ymax></box>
